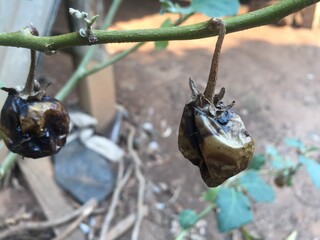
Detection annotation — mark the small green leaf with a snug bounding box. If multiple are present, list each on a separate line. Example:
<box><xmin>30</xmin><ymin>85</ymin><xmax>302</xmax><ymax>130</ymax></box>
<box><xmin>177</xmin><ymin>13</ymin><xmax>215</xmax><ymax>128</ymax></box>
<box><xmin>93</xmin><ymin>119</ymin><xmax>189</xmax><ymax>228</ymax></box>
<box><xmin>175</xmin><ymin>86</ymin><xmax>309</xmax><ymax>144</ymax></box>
<box><xmin>284</xmin><ymin>138</ymin><xmax>304</xmax><ymax>150</ymax></box>
<box><xmin>241</xmin><ymin>227</ymin><xmax>263</xmax><ymax>240</ymax></box>
<box><xmin>191</xmin><ymin>0</ymin><xmax>240</xmax><ymax>18</ymax></box>
<box><xmin>249</xmin><ymin>154</ymin><xmax>266</xmax><ymax>170</ymax></box>
<box><xmin>178</xmin><ymin>209</ymin><xmax>198</xmax><ymax>229</ymax></box>
<box><xmin>159</xmin><ymin>0</ymin><xmax>193</xmax><ymax>14</ymax></box>
<box><xmin>159</xmin><ymin>0</ymin><xmax>176</xmax><ymax>13</ymax></box>
<box><xmin>303</xmin><ymin>146</ymin><xmax>320</xmax><ymax>154</ymax></box>
<box><xmin>266</xmin><ymin>145</ymin><xmax>295</xmax><ymax>170</ymax></box>
<box><xmin>240</xmin><ymin>170</ymin><xmax>275</xmax><ymax>203</ymax></box>
<box><xmin>265</xmin><ymin>145</ymin><xmax>280</xmax><ymax>157</ymax></box>
<box><xmin>155</xmin><ymin>18</ymin><xmax>173</xmax><ymax>50</ymax></box>
<box><xmin>215</xmin><ymin>187</ymin><xmax>253</xmax><ymax>232</ymax></box>
<box><xmin>285</xmin><ymin>230</ymin><xmax>298</xmax><ymax>240</ymax></box>
<box><xmin>299</xmin><ymin>156</ymin><xmax>320</xmax><ymax>189</ymax></box>
<box><xmin>155</xmin><ymin>40</ymin><xmax>168</xmax><ymax>50</ymax></box>
<box><xmin>203</xmin><ymin>187</ymin><xmax>219</xmax><ymax>203</ymax></box>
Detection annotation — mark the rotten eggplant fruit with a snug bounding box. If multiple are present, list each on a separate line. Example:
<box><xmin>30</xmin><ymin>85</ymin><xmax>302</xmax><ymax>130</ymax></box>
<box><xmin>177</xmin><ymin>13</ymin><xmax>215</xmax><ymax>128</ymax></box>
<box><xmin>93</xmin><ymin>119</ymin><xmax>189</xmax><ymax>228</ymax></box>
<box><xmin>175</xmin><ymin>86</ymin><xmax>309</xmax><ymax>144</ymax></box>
<box><xmin>178</xmin><ymin>19</ymin><xmax>254</xmax><ymax>187</ymax></box>
<box><xmin>0</xmin><ymin>27</ymin><xmax>70</xmax><ymax>158</ymax></box>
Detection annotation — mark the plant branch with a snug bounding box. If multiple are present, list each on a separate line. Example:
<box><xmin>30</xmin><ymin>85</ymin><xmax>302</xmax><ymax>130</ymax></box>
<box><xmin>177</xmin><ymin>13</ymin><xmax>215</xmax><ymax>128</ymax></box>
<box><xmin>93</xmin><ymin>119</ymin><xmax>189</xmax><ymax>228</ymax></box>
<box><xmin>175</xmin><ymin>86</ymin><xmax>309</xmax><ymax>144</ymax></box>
<box><xmin>99</xmin><ymin>164</ymin><xmax>134</xmax><ymax>240</ymax></box>
<box><xmin>0</xmin><ymin>0</ymin><xmax>124</xmax><ymax>181</ymax></box>
<box><xmin>55</xmin><ymin>0</ymin><xmax>123</xmax><ymax>100</ymax></box>
<box><xmin>52</xmin><ymin>199</ymin><xmax>97</xmax><ymax>240</ymax></box>
<box><xmin>56</xmin><ymin>12</ymin><xmax>193</xmax><ymax>101</ymax></box>
<box><xmin>0</xmin><ymin>152</ymin><xmax>18</xmax><ymax>180</ymax></box>
<box><xmin>0</xmin><ymin>5</ymin><xmax>192</xmax><ymax>182</ymax></box>
<box><xmin>0</xmin><ymin>0</ymin><xmax>318</xmax><ymax>52</ymax></box>
<box><xmin>0</xmin><ymin>199</ymin><xmax>97</xmax><ymax>240</ymax></box>
<box><xmin>128</xmin><ymin>125</ymin><xmax>146</xmax><ymax>240</ymax></box>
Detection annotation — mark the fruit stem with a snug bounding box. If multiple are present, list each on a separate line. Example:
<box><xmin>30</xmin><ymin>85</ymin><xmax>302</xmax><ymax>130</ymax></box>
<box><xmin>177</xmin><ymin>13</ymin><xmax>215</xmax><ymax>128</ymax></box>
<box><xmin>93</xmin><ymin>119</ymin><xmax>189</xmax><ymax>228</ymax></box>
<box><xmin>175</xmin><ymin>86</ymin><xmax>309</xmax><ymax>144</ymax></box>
<box><xmin>203</xmin><ymin>18</ymin><xmax>226</xmax><ymax>103</ymax></box>
<box><xmin>21</xmin><ymin>49</ymin><xmax>36</xmax><ymax>95</ymax></box>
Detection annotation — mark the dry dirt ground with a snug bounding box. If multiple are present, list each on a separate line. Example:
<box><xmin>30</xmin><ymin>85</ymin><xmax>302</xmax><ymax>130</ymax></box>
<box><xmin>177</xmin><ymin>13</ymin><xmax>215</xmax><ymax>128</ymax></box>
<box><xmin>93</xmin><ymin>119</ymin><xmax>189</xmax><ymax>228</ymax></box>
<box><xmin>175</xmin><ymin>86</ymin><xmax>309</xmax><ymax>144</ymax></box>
<box><xmin>1</xmin><ymin>1</ymin><xmax>320</xmax><ymax>240</ymax></box>
<box><xmin>108</xmin><ymin>2</ymin><xmax>320</xmax><ymax>239</ymax></box>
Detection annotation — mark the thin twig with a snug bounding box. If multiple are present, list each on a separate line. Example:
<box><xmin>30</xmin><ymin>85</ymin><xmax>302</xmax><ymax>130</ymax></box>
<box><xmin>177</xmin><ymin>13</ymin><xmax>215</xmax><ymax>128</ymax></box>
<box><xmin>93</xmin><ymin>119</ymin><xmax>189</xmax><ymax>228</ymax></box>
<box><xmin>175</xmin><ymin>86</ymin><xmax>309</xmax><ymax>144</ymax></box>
<box><xmin>0</xmin><ymin>198</ymin><xmax>97</xmax><ymax>240</ymax></box>
<box><xmin>53</xmin><ymin>199</ymin><xmax>97</xmax><ymax>240</ymax></box>
<box><xmin>128</xmin><ymin>126</ymin><xmax>146</xmax><ymax>240</ymax></box>
<box><xmin>117</xmin><ymin>155</ymin><xmax>125</xmax><ymax>185</ymax></box>
<box><xmin>21</xmin><ymin>49</ymin><xmax>36</xmax><ymax>95</ymax></box>
<box><xmin>168</xmin><ymin>184</ymin><xmax>182</xmax><ymax>204</ymax></box>
<box><xmin>105</xmin><ymin>214</ymin><xmax>136</xmax><ymax>240</ymax></box>
<box><xmin>2</xmin><ymin>209</ymin><xmax>31</xmax><ymax>226</ymax></box>
<box><xmin>203</xmin><ymin>18</ymin><xmax>226</xmax><ymax>102</ymax></box>
<box><xmin>105</xmin><ymin>207</ymin><xmax>148</xmax><ymax>240</ymax></box>
<box><xmin>99</xmin><ymin>164</ymin><xmax>134</xmax><ymax>240</ymax></box>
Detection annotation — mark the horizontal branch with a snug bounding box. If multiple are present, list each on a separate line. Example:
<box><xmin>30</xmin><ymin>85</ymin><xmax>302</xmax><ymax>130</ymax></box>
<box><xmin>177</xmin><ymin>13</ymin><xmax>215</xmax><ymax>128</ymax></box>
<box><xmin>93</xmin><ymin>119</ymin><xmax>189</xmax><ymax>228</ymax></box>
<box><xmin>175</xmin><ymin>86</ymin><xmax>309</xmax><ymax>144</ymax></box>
<box><xmin>0</xmin><ymin>0</ymin><xmax>318</xmax><ymax>52</ymax></box>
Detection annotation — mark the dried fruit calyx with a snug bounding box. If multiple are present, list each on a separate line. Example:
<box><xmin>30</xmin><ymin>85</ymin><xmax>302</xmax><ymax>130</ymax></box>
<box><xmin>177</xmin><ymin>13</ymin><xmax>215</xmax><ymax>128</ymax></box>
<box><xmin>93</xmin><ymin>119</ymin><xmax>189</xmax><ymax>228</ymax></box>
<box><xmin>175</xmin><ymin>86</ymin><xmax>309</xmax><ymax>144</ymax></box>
<box><xmin>0</xmin><ymin>28</ymin><xmax>70</xmax><ymax>158</ymax></box>
<box><xmin>178</xmin><ymin>19</ymin><xmax>254</xmax><ymax>187</ymax></box>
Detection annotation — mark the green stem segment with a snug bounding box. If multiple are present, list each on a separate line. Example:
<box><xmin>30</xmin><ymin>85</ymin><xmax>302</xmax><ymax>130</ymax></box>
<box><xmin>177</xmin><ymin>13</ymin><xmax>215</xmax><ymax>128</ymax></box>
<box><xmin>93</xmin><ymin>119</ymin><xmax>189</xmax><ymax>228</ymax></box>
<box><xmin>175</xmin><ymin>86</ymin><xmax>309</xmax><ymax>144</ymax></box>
<box><xmin>240</xmin><ymin>227</ymin><xmax>255</xmax><ymax>240</ymax></box>
<box><xmin>55</xmin><ymin>0</ymin><xmax>123</xmax><ymax>101</ymax></box>
<box><xmin>0</xmin><ymin>152</ymin><xmax>17</xmax><ymax>180</ymax></box>
<box><xmin>203</xmin><ymin>19</ymin><xmax>225</xmax><ymax>102</ymax></box>
<box><xmin>0</xmin><ymin>0</ymin><xmax>318</xmax><ymax>51</ymax></box>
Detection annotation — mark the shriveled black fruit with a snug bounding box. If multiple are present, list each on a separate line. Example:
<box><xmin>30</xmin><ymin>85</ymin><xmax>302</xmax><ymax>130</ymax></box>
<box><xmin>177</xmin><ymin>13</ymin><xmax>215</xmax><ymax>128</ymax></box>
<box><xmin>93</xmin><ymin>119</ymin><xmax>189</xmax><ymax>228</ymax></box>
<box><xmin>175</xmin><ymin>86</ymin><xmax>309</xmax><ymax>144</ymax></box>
<box><xmin>178</xmin><ymin>19</ymin><xmax>254</xmax><ymax>187</ymax></box>
<box><xmin>0</xmin><ymin>26</ymin><xmax>70</xmax><ymax>158</ymax></box>
<box><xmin>274</xmin><ymin>173</ymin><xmax>286</xmax><ymax>188</ymax></box>
<box><xmin>0</xmin><ymin>88</ymin><xmax>69</xmax><ymax>158</ymax></box>
<box><xmin>178</xmin><ymin>80</ymin><xmax>254</xmax><ymax>187</ymax></box>
<box><xmin>274</xmin><ymin>167</ymin><xmax>296</xmax><ymax>188</ymax></box>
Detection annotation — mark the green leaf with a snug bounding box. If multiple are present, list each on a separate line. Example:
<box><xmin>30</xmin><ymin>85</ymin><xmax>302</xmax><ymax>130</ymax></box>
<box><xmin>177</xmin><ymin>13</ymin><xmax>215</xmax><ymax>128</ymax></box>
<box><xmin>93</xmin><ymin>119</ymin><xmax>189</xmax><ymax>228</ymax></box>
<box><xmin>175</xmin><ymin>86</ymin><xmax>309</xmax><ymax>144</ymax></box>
<box><xmin>203</xmin><ymin>187</ymin><xmax>219</xmax><ymax>203</ymax></box>
<box><xmin>299</xmin><ymin>156</ymin><xmax>320</xmax><ymax>189</ymax></box>
<box><xmin>284</xmin><ymin>138</ymin><xmax>304</xmax><ymax>150</ymax></box>
<box><xmin>265</xmin><ymin>145</ymin><xmax>279</xmax><ymax>157</ymax></box>
<box><xmin>303</xmin><ymin>146</ymin><xmax>320</xmax><ymax>154</ymax></box>
<box><xmin>285</xmin><ymin>231</ymin><xmax>298</xmax><ymax>240</ymax></box>
<box><xmin>249</xmin><ymin>154</ymin><xmax>266</xmax><ymax>170</ymax></box>
<box><xmin>159</xmin><ymin>0</ymin><xmax>193</xmax><ymax>15</ymax></box>
<box><xmin>155</xmin><ymin>18</ymin><xmax>173</xmax><ymax>50</ymax></box>
<box><xmin>241</xmin><ymin>227</ymin><xmax>263</xmax><ymax>240</ymax></box>
<box><xmin>191</xmin><ymin>0</ymin><xmax>240</xmax><ymax>18</ymax></box>
<box><xmin>215</xmin><ymin>187</ymin><xmax>253</xmax><ymax>232</ymax></box>
<box><xmin>178</xmin><ymin>209</ymin><xmax>198</xmax><ymax>229</ymax></box>
<box><xmin>239</xmin><ymin>170</ymin><xmax>275</xmax><ymax>203</ymax></box>
<box><xmin>266</xmin><ymin>145</ymin><xmax>295</xmax><ymax>170</ymax></box>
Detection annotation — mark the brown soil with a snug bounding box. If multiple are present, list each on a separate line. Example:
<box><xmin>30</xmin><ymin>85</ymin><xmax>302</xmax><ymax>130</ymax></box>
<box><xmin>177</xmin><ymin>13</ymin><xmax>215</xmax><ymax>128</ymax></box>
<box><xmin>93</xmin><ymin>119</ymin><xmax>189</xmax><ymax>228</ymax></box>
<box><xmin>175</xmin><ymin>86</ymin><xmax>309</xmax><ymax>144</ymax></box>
<box><xmin>109</xmin><ymin>2</ymin><xmax>320</xmax><ymax>239</ymax></box>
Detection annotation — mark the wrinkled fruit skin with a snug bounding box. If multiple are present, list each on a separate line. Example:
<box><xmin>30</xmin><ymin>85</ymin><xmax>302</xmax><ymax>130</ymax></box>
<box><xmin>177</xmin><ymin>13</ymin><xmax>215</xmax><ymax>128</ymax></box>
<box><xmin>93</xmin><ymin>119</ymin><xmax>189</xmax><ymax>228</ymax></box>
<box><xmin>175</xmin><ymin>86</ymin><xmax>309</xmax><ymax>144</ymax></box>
<box><xmin>0</xmin><ymin>89</ymin><xmax>70</xmax><ymax>158</ymax></box>
<box><xmin>178</xmin><ymin>82</ymin><xmax>254</xmax><ymax>187</ymax></box>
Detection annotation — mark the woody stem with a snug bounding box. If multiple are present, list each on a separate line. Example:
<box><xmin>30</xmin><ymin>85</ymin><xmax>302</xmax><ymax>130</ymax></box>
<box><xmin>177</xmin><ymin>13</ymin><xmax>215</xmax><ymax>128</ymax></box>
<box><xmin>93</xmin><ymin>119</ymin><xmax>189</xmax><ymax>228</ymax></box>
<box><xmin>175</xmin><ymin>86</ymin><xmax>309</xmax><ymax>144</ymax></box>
<box><xmin>203</xmin><ymin>19</ymin><xmax>226</xmax><ymax>102</ymax></box>
<box><xmin>21</xmin><ymin>49</ymin><xmax>36</xmax><ymax>95</ymax></box>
